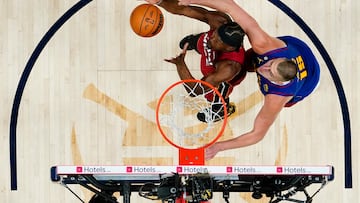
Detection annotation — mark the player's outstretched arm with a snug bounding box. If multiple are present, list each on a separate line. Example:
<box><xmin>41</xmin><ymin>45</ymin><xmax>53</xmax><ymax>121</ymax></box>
<box><xmin>165</xmin><ymin>43</ymin><xmax>195</xmax><ymax>81</ymax></box>
<box><xmin>177</xmin><ymin>0</ymin><xmax>255</xmax><ymax>31</ymax></box>
<box><xmin>205</xmin><ymin>94</ymin><xmax>292</xmax><ymax>160</ymax></box>
<box><xmin>145</xmin><ymin>0</ymin><xmax>231</xmax><ymax>29</ymax></box>
<box><xmin>178</xmin><ymin>0</ymin><xmax>285</xmax><ymax>54</ymax></box>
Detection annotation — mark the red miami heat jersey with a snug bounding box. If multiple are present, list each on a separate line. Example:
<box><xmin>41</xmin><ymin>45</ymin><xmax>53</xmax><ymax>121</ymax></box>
<box><xmin>196</xmin><ymin>30</ymin><xmax>245</xmax><ymax>87</ymax></box>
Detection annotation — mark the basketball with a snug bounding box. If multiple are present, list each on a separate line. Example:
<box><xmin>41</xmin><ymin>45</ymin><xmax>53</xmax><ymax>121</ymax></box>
<box><xmin>130</xmin><ymin>4</ymin><xmax>164</xmax><ymax>37</ymax></box>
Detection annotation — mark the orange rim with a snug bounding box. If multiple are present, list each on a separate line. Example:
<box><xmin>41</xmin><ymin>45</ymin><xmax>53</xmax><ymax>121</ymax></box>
<box><xmin>156</xmin><ymin>79</ymin><xmax>227</xmax><ymax>150</ymax></box>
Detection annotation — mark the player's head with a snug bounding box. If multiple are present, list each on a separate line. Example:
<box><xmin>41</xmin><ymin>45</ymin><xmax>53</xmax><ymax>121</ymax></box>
<box><xmin>277</xmin><ymin>59</ymin><xmax>298</xmax><ymax>81</ymax></box>
<box><xmin>257</xmin><ymin>58</ymin><xmax>297</xmax><ymax>82</ymax></box>
<box><xmin>210</xmin><ymin>22</ymin><xmax>245</xmax><ymax>51</ymax></box>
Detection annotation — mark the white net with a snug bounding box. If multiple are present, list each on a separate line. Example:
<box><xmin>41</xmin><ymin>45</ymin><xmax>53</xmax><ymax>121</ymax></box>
<box><xmin>157</xmin><ymin>80</ymin><xmax>227</xmax><ymax>149</ymax></box>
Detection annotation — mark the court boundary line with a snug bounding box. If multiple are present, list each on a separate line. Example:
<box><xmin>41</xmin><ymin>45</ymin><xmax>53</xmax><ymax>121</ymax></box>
<box><xmin>268</xmin><ymin>0</ymin><xmax>352</xmax><ymax>188</ymax></box>
<box><xmin>8</xmin><ymin>0</ymin><xmax>352</xmax><ymax>191</ymax></box>
<box><xmin>9</xmin><ymin>0</ymin><xmax>93</xmax><ymax>190</ymax></box>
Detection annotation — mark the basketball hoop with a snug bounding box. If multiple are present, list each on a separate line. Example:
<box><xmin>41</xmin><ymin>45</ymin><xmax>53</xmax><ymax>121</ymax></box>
<box><xmin>156</xmin><ymin>79</ymin><xmax>228</xmax><ymax>165</ymax></box>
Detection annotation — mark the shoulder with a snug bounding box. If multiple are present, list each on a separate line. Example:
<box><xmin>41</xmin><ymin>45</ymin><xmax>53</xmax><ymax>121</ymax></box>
<box><xmin>252</xmin><ymin>36</ymin><xmax>287</xmax><ymax>55</ymax></box>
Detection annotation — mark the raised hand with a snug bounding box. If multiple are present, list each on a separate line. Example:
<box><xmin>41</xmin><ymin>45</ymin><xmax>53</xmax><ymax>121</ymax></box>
<box><xmin>164</xmin><ymin>43</ymin><xmax>189</xmax><ymax>66</ymax></box>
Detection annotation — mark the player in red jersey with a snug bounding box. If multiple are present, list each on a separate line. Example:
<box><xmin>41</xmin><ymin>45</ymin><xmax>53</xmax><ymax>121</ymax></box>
<box><xmin>145</xmin><ymin>0</ymin><xmax>247</xmax><ymax>122</ymax></box>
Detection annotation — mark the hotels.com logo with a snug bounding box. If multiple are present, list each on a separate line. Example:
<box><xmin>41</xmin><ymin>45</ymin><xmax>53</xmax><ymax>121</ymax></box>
<box><xmin>276</xmin><ymin>167</ymin><xmax>306</xmax><ymax>174</ymax></box>
<box><xmin>76</xmin><ymin>166</ymin><xmax>83</xmax><ymax>173</ymax></box>
<box><xmin>176</xmin><ymin>166</ymin><xmax>209</xmax><ymax>173</ymax></box>
<box><xmin>75</xmin><ymin>166</ymin><xmax>106</xmax><ymax>173</ymax></box>
<box><xmin>126</xmin><ymin>166</ymin><xmax>156</xmax><ymax>173</ymax></box>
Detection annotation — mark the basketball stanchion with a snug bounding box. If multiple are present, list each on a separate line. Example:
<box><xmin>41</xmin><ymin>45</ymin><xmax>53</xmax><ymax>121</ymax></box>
<box><xmin>156</xmin><ymin>79</ymin><xmax>228</xmax><ymax>165</ymax></box>
<box><xmin>155</xmin><ymin>79</ymin><xmax>228</xmax><ymax>202</ymax></box>
<box><xmin>51</xmin><ymin>165</ymin><xmax>334</xmax><ymax>203</ymax></box>
<box><xmin>50</xmin><ymin>80</ymin><xmax>335</xmax><ymax>203</ymax></box>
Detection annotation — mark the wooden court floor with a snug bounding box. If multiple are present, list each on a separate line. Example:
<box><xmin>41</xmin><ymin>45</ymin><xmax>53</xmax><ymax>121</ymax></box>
<box><xmin>0</xmin><ymin>0</ymin><xmax>359</xmax><ymax>202</ymax></box>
